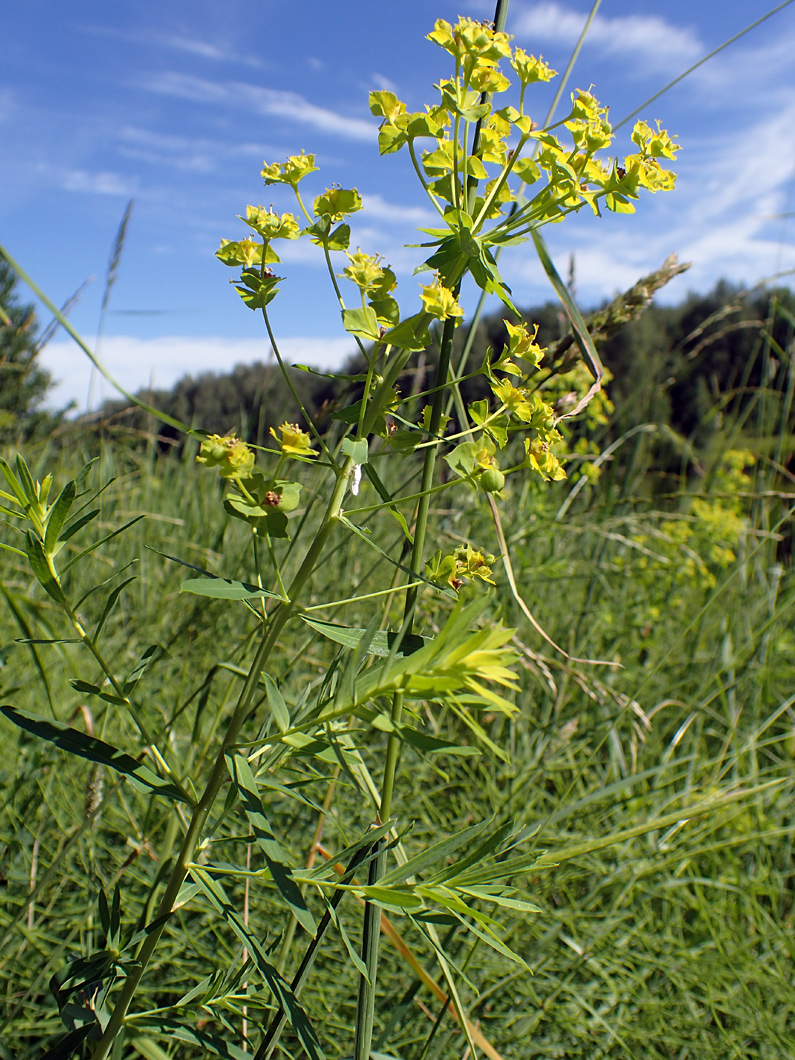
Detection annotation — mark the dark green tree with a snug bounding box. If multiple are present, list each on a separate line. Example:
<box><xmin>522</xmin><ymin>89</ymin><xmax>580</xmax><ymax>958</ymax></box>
<box><xmin>0</xmin><ymin>260</ymin><xmax>55</xmax><ymax>443</ymax></box>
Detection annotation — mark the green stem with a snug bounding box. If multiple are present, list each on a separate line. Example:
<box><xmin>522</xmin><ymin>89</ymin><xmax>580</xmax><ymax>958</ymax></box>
<box><xmin>90</xmin><ymin>463</ymin><xmax>353</xmax><ymax>1059</ymax></box>
<box><xmin>352</xmin><ymin>311</ymin><xmax>459</xmax><ymax>1060</ymax></box>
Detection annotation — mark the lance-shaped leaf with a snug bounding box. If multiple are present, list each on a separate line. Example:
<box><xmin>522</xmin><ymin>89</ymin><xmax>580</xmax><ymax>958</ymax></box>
<box><xmin>227</xmin><ymin>753</ymin><xmax>316</xmax><ymax>935</ymax></box>
<box><xmin>0</xmin><ymin>706</ymin><xmax>192</xmax><ymax>805</ymax></box>
<box><xmin>532</xmin><ymin>227</ymin><xmax>603</xmax><ymax>421</ymax></box>
<box><xmin>44</xmin><ymin>479</ymin><xmax>77</xmax><ymax>555</ymax></box>
<box><xmin>189</xmin><ymin>866</ymin><xmax>325</xmax><ymax>1060</ymax></box>
<box><xmin>25</xmin><ymin>531</ymin><xmax>67</xmax><ymax>606</ymax></box>
<box><xmin>180</xmin><ymin>577</ymin><xmax>281</xmax><ymax>601</ymax></box>
<box><xmin>301</xmin><ymin>616</ymin><xmax>428</xmax><ymax>659</ymax></box>
<box><xmin>41</xmin><ymin>1026</ymin><xmax>93</xmax><ymax>1060</ymax></box>
<box><xmin>128</xmin><ymin>1020</ymin><xmax>250</xmax><ymax>1060</ymax></box>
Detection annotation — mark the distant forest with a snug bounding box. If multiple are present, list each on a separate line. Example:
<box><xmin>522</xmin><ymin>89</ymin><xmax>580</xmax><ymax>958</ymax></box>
<box><xmin>2</xmin><ymin>255</ymin><xmax>794</xmax><ymax>482</ymax></box>
<box><xmin>83</xmin><ymin>278</ymin><xmax>795</xmax><ymax>474</ymax></box>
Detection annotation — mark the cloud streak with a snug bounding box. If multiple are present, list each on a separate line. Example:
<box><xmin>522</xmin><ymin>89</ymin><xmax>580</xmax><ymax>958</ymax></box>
<box><xmin>40</xmin><ymin>334</ymin><xmax>358</xmax><ymax>411</ymax></box>
<box><xmin>511</xmin><ymin>3</ymin><xmax>703</xmax><ymax>71</ymax></box>
<box><xmin>142</xmin><ymin>72</ymin><xmax>375</xmax><ymax>142</ymax></box>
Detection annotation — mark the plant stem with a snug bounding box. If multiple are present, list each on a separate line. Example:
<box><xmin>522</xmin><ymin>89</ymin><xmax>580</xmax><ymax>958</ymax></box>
<box><xmin>91</xmin><ymin>461</ymin><xmax>354</xmax><ymax>1059</ymax></box>
<box><xmin>352</xmin><ymin>311</ymin><xmax>459</xmax><ymax>1060</ymax></box>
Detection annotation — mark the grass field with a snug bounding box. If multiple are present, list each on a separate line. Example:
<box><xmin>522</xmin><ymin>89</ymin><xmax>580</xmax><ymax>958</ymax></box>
<box><xmin>1</xmin><ymin>402</ymin><xmax>794</xmax><ymax>1058</ymax></box>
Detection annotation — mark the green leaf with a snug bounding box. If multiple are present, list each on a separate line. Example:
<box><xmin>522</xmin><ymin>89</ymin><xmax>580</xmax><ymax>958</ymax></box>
<box><xmin>189</xmin><ymin>867</ymin><xmax>325</xmax><ymax>1060</ymax></box>
<box><xmin>0</xmin><ymin>456</ymin><xmax>28</xmax><ymax>508</ymax></box>
<box><xmin>380</xmin><ymin>820</ymin><xmax>494</xmax><ymax>888</ymax></box>
<box><xmin>341</xmin><ymin>437</ymin><xmax>369</xmax><ymax>465</ymax></box>
<box><xmin>128</xmin><ymin>1021</ymin><xmax>249</xmax><ymax>1060</ymax></box>
<box><xmin>327</xmin><ymin>222</ymin><xmax>351</xmax><ymax>250</ymax></box>
<box><xmin>180</xmin><ymin>577</ymin><xmax>281</xmax><ymax>601</ymax></box>
<box><xmin>25</xmin><ymin>531</ymin><xmax>68</xmax><ymax>606</ymax></box>
<box><xmin>263</xmin><ymin>672</ymin><xmax>290</xmax><ymax>733</ymax></box>
<box><xmin>61</xmin><ymin>514</ymin><xmax>145</xmax><ymax>575</ymax></box>
<box><xmin>15</xmin><ymin>453</ymin><xmax>38</xmax><ymax>506</ymax></box>
<box><xmin>383</xmin><ymin>313</ymin><xmax>431</xmax><ymax>352</ymax></box>
<box><xmin>59</xmin><ymin>508</ymin><xmax>100</xmax><ymax>544</ymax></box>
<box><xmin>94</xmin><ymin>576</ymin><xmax>136</xmax><ymax>642</ymax></box>
<box><xmin>341</xmin><ymin>306</ymin><xmax>381</xmax><ymax>341</ymax></box>
<box><xmin>393</xmin><ymin>727</ymin><xmax>480</xmax><ymax>757</ymax></box>
<box><xmin>362</xmin><ymin>464</ymin><xmax>413</xmax><ymax>543</ymax></box>
<box><xmin>122</xmin><ymin>644</ymin><xmax>160</xmax><ymax>698</ymax></box>
<box><xmin>40</xmin><ymin>1027</ymin><xmax>93</xmax><ymax>1060</ymax></box>
<box><xmin>301</xmin><ymin>616</ymin><xmax>428</xmax><ymax>658</ymax></box>
<box><xmin>531</xmin><ymin>228</ymin><xmax>603</xmax><ymax>416</ymax></box>
<box><xmin>0</xmin><ymin>706</ymin><xmax>192</xmax><ymax>805</ymax></box>
<box><xmin>69</xmin><ymin>679</ymin><xmax>127</xmax><ymax>706</ymax></box>
<box><xmin>43</xmin><ymin>480</ymin><xmax>76</xmax><ymax>554</ymax></box>
<box><xmin>227</xmin><ymin>753</ymin><xmax>317</xmax><ymax>934</ymax></box>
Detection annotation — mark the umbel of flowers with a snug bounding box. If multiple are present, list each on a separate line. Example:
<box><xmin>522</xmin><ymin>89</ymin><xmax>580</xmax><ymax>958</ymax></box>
<box><xmin>212</xmin><ymin>15</ymin><xmax>678</xmax><ymax>552</ymax></box>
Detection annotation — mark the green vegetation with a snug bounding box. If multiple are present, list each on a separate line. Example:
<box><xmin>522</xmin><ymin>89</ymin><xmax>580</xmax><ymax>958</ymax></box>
<box><xmin>1</xmin><ymin>7</ymin><xmax>794</xmax><ymax>1060</ymax></box>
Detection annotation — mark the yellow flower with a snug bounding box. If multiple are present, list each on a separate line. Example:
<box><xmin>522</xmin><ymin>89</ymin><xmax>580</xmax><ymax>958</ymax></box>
<box><xmin>419</xmin><ymin>279</ymin><xmax>463</xmax><ymax>322</ymax></box>
<box><xmin>196</xmin><ymin>434</ymin><xmax>255</xmax><ymax>478</ymax></box>
<box><xmin>271</xmin><ymin>422</ymin><xmax>317</xmax><ymax>458</ymax></box>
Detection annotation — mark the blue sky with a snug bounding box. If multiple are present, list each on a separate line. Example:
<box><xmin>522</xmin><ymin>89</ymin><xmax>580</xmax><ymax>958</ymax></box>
<box><xmin>2</xmin><ymin>1</ymin><xmax>794</xmax><ymax>410</ymax></box>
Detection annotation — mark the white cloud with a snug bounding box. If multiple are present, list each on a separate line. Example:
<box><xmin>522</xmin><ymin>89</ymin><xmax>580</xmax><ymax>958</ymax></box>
<box><xmin>58</xmin><ymin>168</ymin><xmax>137</xmax><ymax>196</ymax></box>
<box><xmin>511</xmin><ymin>3</ymin><xmax>703</xmax><ymax>71</ymax></box>
<box><xmin>360</xmin><ymin>193</ymin><xmax>436</xmax><ymax>225</ymax></box>
<box><xmin>80</xmin><ymin>23</ymin><xmax>263</xmax><ymax>68</ymax></box>
<box><xmin>142</xmin><ymin>72</ymin><xmax>375</xmax><ymax>142</ymax></box>
<box><xmin>39</xmin><ymin>334</ymin><xmax>357</xmax><ymax>412</ymax></box>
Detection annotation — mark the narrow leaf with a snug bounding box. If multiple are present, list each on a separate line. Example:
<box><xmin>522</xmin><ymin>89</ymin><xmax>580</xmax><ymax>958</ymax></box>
<box><xmin>180</xmin><ymin>576</ymin><xmax>280</xmax><ymax>601</ymax></box>
<box><xmin>94</xmin><ymin>576</ymin><xmax>136</xmax><ymax>642</ymax></box>
<box><xmin>129</xmin><ymin>1021</ymin><xmax>249</xmax><ymax>1060</ymax></box>
<box><xmin>263</xmin><ymin>672</ymin><xmax>290</xmax><ymax>733</ymax></box>
<box><xmin>227</xmin><ymin>753</ymin><xmax>316</xmax><ymax>935</ymax></box>
<box><xmin>301</xmin><ymin>616</ymin><xmax>428</xmax><ymax>658</ymax></box>
<box><xmin>532</xmin><ymin>228</ymin><xmax>603</xmax><ymax>420</ymax></box>
<box><xmin>25</xmin><ymin>531</ymin><xmax>67</xmax><ymax>606</ymax></box>
<box><xmin>1</xmin><ymin>705</ymin><xmax>192</xmax><ymax>804</ymax></box>
<box><xmin>44</xmin><ymin>480</ymin><xmax>77</xmax><ymax>554</ymax></box>
<box><xmin>61</xmin><ymin>514</ymin><xmax>146</xmax><ymax>575</ymax></box>
<box><xmin>189</xmin><ymin>867</ymin><xmax>326</xmax><ymax>1060</ymax></box>
<box><xmin>40</xmin><ymin>1027</ymin><xmax>92</xmax><ymax>1060</ymax></box>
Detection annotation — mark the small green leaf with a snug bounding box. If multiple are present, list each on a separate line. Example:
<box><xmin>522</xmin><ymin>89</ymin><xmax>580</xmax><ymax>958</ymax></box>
<box><xmin>227</xmin><ymin>754</ymin><xmax>317</xmax><ymax>934</ymax></box>
<box><xmin>94</xmin><ymin>576</ymin><xmax>136</xmax><ymax>642</ymax></box>
<box><xmin>341</xmin><ymin>437</ymin><xmax>369</xmax><ymax>465</ymax></box>
<box><xmin>61</xmin><ymin>514</ymin><xmax>145</xmax><ymax>575</ymax></box>
<box><xmin>341</xmin><ymin>306</ymin><xmax>381</xmax><ymax>341</ymax></box>
<box><xmin>40</xmin><ymin>1026</ymin><xmax>92</xmax><ymax>1059</ymax></box>
<box><xmin>180</xmin><ymin>577</ymin><xmax>281</xmax><ymax>601</ymax></box>
<box><xmin>1</xmin><ymin>706</ymin><xmax>192</xmax><ymax>805</ymax></box>
<box><xmin>44</xmin><ymin>480</ymin><xmax>77</xmax><ymax>554</ymax></box>
<box><xmin>15</xmin><ymin>454</ymin><xmax>38</xmax><ymax>505</ymax></box>
<box><xmin>128</xmin><ymin>1021</ymin><xmax>249</xmax><ymax>1060</ymax></box>
<box><xmin>59</xmin><ymin>508</ymin><xmax>100</xmax><ymax>544</ymax></box>
<box><xmin>70</xmin><ymin>679</ymin><xmax>127</xmax><ymax>706</ymax></box>
<box><xmin>301</xmin><ymin>616</ymin><xmax>428</xmax><ymax>658</ymax></box>
<box><xmin>0</xmin><ymin>457</ymin><xmax>28</xmax><ymax>508</ymax></box>
<box><xmin>263</xmin><ymin>672</ymin><xmax>290</xmax><ymax>733</ymax></box>
<box><xmin>327</xmin><ymin>222</ymin><xmax>351</xmax><ymax>250</ymax></box>
<box><xmin>25</xmin><ymin>531</ymin><xmax>68</xmax><ymax>606</ymax></box>
<box><xmin>122</xmin><ymin>644</ymin><xmax>160</xmax><ymax>698</ymax></box>
<box><xmin>383</xmin><ymin>313</ymin><xmax>431</xmax><ymax>352</ymax></box>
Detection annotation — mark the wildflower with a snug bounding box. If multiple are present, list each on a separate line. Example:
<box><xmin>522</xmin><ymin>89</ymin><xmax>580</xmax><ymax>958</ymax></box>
<box><xmin>271</xmin><ymin>422</ymin><xmax>317</xmax><ymax>458</ymax></box>
<box><xmin>196</xmin><ymin>434</ymin><xmax>255</xmax><ymax>478</ymax></box>
<box><xmin>420</xmin><ymin>278</ymin><xmax>464</xmax><ymax>322</ymax></box>
<box><xmin>261</xmin><ymin>152</ymin><xmax>318</xmax><ymax>187</ymax></box>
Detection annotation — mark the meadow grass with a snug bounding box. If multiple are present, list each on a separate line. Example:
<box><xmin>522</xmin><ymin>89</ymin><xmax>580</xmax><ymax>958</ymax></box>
<box><xmin>1</xmin><ymin>399</ymin><xmax>793</xmax><ymax>1058</ymax></box>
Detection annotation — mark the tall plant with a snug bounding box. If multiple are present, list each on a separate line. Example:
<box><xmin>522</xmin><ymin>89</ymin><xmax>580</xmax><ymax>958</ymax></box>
<box><xmin>0</xmin><ymin>10</ymin><xmax>679</xmax><ymax>1059</ymax></box>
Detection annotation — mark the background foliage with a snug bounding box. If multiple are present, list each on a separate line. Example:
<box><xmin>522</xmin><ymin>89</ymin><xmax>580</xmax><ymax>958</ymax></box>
<box><xmin>1</xmin><ymin>274</ymin><xmax>794</xmax><ymax>1058</ymax></box>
